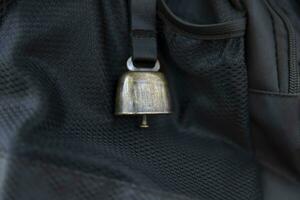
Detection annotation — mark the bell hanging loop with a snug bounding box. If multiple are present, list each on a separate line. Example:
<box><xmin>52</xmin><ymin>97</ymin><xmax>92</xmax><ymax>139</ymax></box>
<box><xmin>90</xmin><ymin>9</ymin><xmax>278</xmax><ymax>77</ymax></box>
<box><xmin>127</xmin><ymin>57</ymin><xmax>160</xmax><ymax>72</ymax></box>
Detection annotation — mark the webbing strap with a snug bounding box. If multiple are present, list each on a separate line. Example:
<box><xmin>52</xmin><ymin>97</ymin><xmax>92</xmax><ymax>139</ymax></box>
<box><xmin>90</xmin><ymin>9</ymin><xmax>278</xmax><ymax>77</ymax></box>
<box><xmin>131</xmin><ymin>0</ymin><xmax>157</xmax><ymax>65</ymax></box>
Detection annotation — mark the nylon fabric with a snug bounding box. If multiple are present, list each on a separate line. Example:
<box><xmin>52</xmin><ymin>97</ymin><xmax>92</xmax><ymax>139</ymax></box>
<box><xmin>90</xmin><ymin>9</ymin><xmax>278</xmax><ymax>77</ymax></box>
<box><xmin>0</xmin><ymin>0</ymin><xmax>262</xmax><ymax>200</ymax></box>
<box><xmin>131</xmin><ymin>0</ymin><xmax>157</xmax><ymax>64</ymax></box>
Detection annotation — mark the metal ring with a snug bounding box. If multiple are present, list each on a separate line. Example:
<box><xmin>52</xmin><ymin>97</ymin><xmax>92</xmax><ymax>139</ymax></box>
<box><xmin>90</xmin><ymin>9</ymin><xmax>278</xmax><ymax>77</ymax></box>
<box><xmin>127</xmin><ymin>57</ymin><xmax>160</xmax><ymax>72</ymax></box>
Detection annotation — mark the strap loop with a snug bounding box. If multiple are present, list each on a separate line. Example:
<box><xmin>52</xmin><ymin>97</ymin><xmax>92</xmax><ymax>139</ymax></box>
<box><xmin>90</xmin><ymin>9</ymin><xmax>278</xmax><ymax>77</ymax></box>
<box><xmin>131</xmin><ymin>0</ymin><xmax>157</xmax><ymax>64</ymax></box>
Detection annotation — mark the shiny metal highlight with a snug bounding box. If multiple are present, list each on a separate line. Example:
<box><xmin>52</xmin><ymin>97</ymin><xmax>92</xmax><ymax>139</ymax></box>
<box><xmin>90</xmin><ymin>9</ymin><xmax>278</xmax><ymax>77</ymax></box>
<box><xmin>115</xmin><ymin>71</ymin><xmax>171</xmax><ymax>116</ymax></box>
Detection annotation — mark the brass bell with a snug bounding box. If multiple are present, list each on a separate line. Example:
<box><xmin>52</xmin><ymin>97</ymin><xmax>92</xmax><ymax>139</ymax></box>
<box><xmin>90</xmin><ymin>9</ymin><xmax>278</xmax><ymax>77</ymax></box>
<box><xmin>115</xmin><ymin>57</ymin><xmax>171</xmax><ymax>128</ymax></box>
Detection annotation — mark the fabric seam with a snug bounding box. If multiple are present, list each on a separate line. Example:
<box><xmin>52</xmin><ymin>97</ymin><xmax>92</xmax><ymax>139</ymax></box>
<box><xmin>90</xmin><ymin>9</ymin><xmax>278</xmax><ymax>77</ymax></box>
<box><xmin>249</xmin><ymin>88</ymin><xmax>300</xmax><ymax>97</ymax></box>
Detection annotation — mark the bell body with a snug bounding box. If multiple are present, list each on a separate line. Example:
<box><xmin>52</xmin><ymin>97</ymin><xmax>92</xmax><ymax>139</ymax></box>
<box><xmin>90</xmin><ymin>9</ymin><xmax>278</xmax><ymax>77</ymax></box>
<box><xmin>115</xmin><ymin>71</ymin><xmax>171</xmax><ymax>115</ymax></box>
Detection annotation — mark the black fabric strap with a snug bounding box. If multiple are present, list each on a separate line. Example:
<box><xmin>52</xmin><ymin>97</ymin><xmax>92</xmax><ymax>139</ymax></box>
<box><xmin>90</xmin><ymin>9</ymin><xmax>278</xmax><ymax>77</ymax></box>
<box><xmin>131</xmin><ymin>0</ymin><xmax>157</xmax><ymax>64</ymax></box>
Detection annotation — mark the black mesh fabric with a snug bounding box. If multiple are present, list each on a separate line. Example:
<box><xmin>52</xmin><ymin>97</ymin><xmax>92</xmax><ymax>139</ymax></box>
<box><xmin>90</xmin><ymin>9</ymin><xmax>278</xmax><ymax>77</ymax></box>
<box><xmin>0</xmin><ymin>0</ymin><xmax>262</xmax><ymax>200</ymax></box>
<box><xmin>160</xmin><ymin>25</ymin><xmax>250</xmax><ymax>146</ymax></box>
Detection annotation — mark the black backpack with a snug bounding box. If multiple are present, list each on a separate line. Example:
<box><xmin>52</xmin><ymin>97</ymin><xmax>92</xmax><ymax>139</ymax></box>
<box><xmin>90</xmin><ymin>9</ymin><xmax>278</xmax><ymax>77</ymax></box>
<box><xmin>0</xmin><ymin>0</ymin><xmax>299</xmax><ymax>199</ymax></box>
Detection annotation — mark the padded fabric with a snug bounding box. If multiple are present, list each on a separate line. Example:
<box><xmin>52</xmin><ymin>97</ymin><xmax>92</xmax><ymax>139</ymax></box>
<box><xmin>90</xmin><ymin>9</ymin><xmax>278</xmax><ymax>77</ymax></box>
<box><xmin>246</xmin><ymin>0</ymin><xmax>300</xmax><ymax>183</ymax></box>
<box><xmin>263</xmin><ymin>169</ymin><xmax>300</xmax><ymax>200</ymax></box>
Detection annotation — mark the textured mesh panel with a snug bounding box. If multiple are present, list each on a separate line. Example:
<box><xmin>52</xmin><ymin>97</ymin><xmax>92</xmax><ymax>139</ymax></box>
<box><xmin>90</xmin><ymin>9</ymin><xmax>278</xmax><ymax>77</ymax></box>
<box><xmin>0</xmin><ymin>0</ymin><xmax>261</xmax><ymax>200</ymax></box>
<box><xmin>1</xmin><ymin>154</ymin><xmax>196</xmax><ymax>200</ymax></box>
<box><xmin>160</xmin><ymin>24</ymin><xmax>250</xmax><ymax>146</ymax></box>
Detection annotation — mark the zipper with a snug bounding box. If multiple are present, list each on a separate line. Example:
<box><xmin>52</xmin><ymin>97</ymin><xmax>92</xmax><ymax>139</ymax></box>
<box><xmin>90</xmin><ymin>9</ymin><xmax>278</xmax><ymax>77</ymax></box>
<box><xmin>265</xmin><ymin>0</ymin><xmax>299</xmax><ymax>93</ymax></box>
